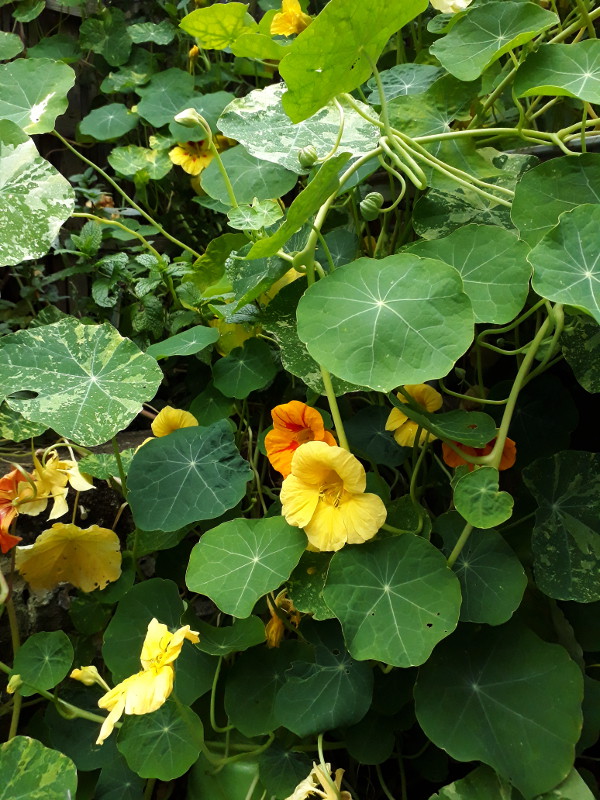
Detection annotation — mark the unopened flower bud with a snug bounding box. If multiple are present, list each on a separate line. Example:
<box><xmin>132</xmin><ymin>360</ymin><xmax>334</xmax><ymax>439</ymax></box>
<box><xmin>360</xmin><ymin>192</ymin><xmax>384</xmax><ymax>221</ymax></box>
<box><xmin>297</xmin><ymin>145</ymin><xmax>318</xmax><ymax>168</ymax></box>
<box><xmin>70</xmin><ymin>666</ymin><xmax>111</xmax><ymax>692</ymax></box>
<box><xmin>188</xmin><ymin>45</ymin><xmax>200</xmax><ymax>59</ymax></box>
<box><xmin>6</xmin><ymin>674</ymin><xmax>23</xmax><ymax>694</ymax></box>
<box><xmin>173</xmin><ymin>108</ymin><xmax>209</xmax><ymax>132</ymax></box>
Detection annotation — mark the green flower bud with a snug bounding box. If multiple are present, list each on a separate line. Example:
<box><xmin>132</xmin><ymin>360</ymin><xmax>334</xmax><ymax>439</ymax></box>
<box><xmin>297</xmin><ymin>145</ymin><xmax>319</xmax><ymax>168</ymax></box>
<box><xmin>360</xmin><ymin>192</ymin><xmax>384</xmax><ymax>221</ymax></box>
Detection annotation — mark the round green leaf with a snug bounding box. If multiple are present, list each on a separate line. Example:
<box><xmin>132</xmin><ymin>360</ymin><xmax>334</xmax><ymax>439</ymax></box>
<box><xmin>27</xmin><ymin>34</ymin><xmax>79</xmax><ymax>63</ymax></box>
<box><xmin>12</xmin><ymin>631</ymin><xmax>73</xmax><ymax>697</ymax></box>
<box><xmin>454</xmin><ymin>467</ymin><xmax>514</xmax><ymax>529</ymax></box>
<box><xmin>224</xmin><ymin>642</ymin><xmax>310</xmax><ymax>737</ymax></box>
<box><xmin>430</xmin><ymin>2</ymin><xmax>557</xmax><ymax>82</ymax></box>
<box><xmin>0</xmin><ymin>58</ymin><xmax>75</xmax><ymax>133</ymax></box>
<box><xmin>188</xmin><ymin>754</ymin><xmax>264</xmax><ymax>800</ymax></box>
<box><xmin>259</xmin><ymin>743</ymin><xmax>312</xmax><ymax>800</ymax></box>
<box><xmin>118</xmin><ymin>701</ymin><xmax>203</xmax><ymax>781</ymax></box>
<box><xmin>129</xmin><ymin>20</ymin><xmax>176</xmax><ymax>45</ymax></box>
<box><xmin>297</xmin><ymin>254</ymin><xmax>474</xmax><ymax>392</ymax></box>
<box><xmin>186</xmin><ymin>516</ymin><xmax>307</xmax><ymax>617</ymax></box>
<box><xmin>528</xmin><ymin>204</ymin><xmax>600</xmax><ymax>324</ymax></box>
<box><xmin>80</xmin><ymin>103</ymin><xmax>138</xmax><ymax>141</ymax></box>
<box><xmin>388</xmin><ymin>399</ymin><xmax>498</xmax><ymax>447</ymax></box>
<box><xmin>77</xmin><ymin>449</ymin><xmax>135</xmax><ymax>480</ymax></box>
<box><xmin>414</xmin><ymin>622</ymin><xmax>584</xmax><ymax>798</ymax></box>
<box><xmin>189</xmin><ymin>382</ymin><xmax>234</xmax><ymax>426</ymax></box>
<box><xmin>345</xmin><ymin>406</ymin><xmax>406</xmax><ymax>467</ymax></box>
<box><xmin>95</xmin><ymin>753</ymin><xmax>144</xmax><ymax>800</ymax></box>
<box><xmin>202</xmin><ymin>144</ymin><xmax>297</xmax><ymax>205</ymax></box>
<box><xmin>195</xmin><ymin>617</ymin><xmax>266</xmax><ymax>656</ymax></box>
<box><xmin>227</xmin><ymin>199</ymin><xmax>284</xmax><ymax>231</ymax></box>
<box><xmin>408</xmin><ymin>225</ymin><xmax>531</xmax><ymax>324</ymax></box>
<box><xmin>0</xmin><ymin>401</ymin><xmax>46</xmax><ymax>441</ymax></box>
<box><xmin>127</xmin><ymin>422</ymin><xmax>252</xmax><ymax>531</ymax></box>
<box><xmin>168</xmin><ymin>90</ymin><xmax>234</xmax><ymax>141</ymax></box>
<box><xmin>278</xmin><ymin>0</ymin><xmax>428</xmax><ymax>122</ymax></box>
<box><xmin>0</xmin><ymin>130</ymin><xmax>75</xmax><ymax>267</ymax></box>
<box><xmin>524</xmin><ymin>451</ymin><xmax>600</xmax><ymax>602</ymax></box>
<box><xmin>511</xmin><ymin>154</ymin><xmax>600</xmax><ymax>247</ymax></box>
<box><xmin>179</xmin><ymin>2</ymin><xmax>257</xmax><ymax>50</ymax></box>
<box><xmin>366</xmin><ymin>63</ymin><xmax>444</xmax><ymax>104</ymax></box>
<box><xmin>218</xmin><ymin>83</ymin><xmax>380</xmax><ymax>174</ymax></box>
<box><xmin>288</xmin><ymin>551</ymin><xmax>335</xmax><ymax>621</ymax></box>
<box><xmin>212</xmin><ymin>338</ymin><xmax>277</xmax><ymax>399</ymax></box>
<box><xmin>436</xmin><ymin>511</ymin><xmax>526</xmax><ymax>625</ymax></box>
<box><xmin>344</xmin><ymin>711</ymin><xmax>396</xmax><ymax>766</ymax></box>
<box><xmin>0</xmin><ymin>736</ymin><xmax>77</xmax><ymax>800</ymax></box>
<box><xmin>135</xmin><ymin>68</ymin><xmax>194</xmax><ymax>128</ymax></box>
<box><xmin>145</xmin><ymin>325</ymin><xmax>219</xmax><ymax>360</ymax></box>
<box><xmin>562</xmin><ymin>312</ymin><xmax>600</xmax><ymax>394</ymax></box>
<box><xmin>108</xmin><ymin>145</ymin><xmax>172</xmax><ymax>180</ymax></box>
<box><xmin>323</xmin><ymin>536</ymin><xmax>461</xmax><ymax>667</ymax></box>
<box><xmin>274</xmin><ymin>636</ymin><xmax>374</xmax><ymax>737</ymax></box>
<box><xmin>0</xmin><ymin>31</ymin><xmax>24</xmax><ymax>60</ymax></box>
<box><xmin>413</xmin><ymin>186</ymin><xmax>513</xmax><ymax>240</ymax></box>
<box><xmin>79</xmin><ymin>8</ymin><xmax>131</xmax><ymax>67</ymax></box>
<box><xmin>0</xmin><ymin>317</ymin><xmax>162</xmax><ymax>446</ymax></box>
<box><xmin>515</xmin><ymin>41</ymin><xmax>600</xmax><ymax>104</ymax></box>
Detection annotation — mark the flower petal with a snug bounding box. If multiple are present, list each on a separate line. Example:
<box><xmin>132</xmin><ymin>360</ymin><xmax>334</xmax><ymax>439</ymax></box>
<box><xmin>280</xmin><ymin>475</ymin><xmax>319</xmax><ymax>528</ymax></box>
<box><xmin>342</xmin><ymin>492</ymin><xmax>387</xmax><ymax>545</ymax></box>
<box><xmin>291</xmin><ymin>442</ymin><xmax>366</xmax><ymax>494</ymax></box>
<box><xmin>385</xmin><ymin>406</ymin><xmax>408</xmax><ymax>432</ymax></box>
<box><xmin>304</xmin><ymin>503</ymin><xmax>349</xmax><ymax>552</ymax></box>
<box><xmin>151</xmin><ymin>406</ymin><xmax>198</xmax><ymax>437</ymax></box>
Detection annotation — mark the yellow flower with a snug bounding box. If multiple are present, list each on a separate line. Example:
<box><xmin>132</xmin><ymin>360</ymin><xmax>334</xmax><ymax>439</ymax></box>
<box><xmin>285</xmin><ymin>763</ymin><xmax>351</xmax><ymax>800</ymax></box>
<box><xmin>15</xmin><ymin>523</ymin><xmax>121</xmax><ymax>593</ymax></box>
<box><xmin>271</xmin><ymin>0</ymin><xmax>312</xmax><ymax>36</ymax></box>
<box><xmin>18</xmin><ymin>450</ymin><xmax>94</xmax><ymax>520</ymax></box>
<box><xmin>385</xmin><ymin>384</ymin><xmax>443</xmax><ymax>447</ymax></box>
<box><xmin>280</xmin><ymin>441</ymin><xmax>387</xmax><ymax>552</ymax></box>
<box><xmin>151</xmin><ymin>406</ymin><xmax>198</xmax><ymax>437</ymax></box>
<box><xmin>169</xmin><ymin>136</ymin><xmax>234</xmax><ymax>176</ymax></box>
<box><xmin>259</xmin><ymin>268</ymin><xmax>304</xmax><ymax>306</ymax></box>
<box><xmin>265</xmin><ymin>589</ymin><xmax>300</xmax><ymax>648</ymax></box>
<box><xmin>70</xmin><ymin>666</ymin><xmax>111</xmax><ymax>692</ymax></box>
<box><xmin>88</xmin><ymin>618</ymin><xmax>199</xmax><ymax>745</ymax></box>
<box><xmin>208</xmin><ymin>318</ymin><xmax>258</xmax><ymax>356</ymax></box>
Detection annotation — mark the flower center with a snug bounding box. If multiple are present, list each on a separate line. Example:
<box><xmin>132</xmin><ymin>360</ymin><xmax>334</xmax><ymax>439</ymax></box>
<box><xmin>295</xmin><ymin>428</ymin><xmax>314</xmax><ymax>445</ymax></box>
<box><xmin>318</xmin><ymin>470</ymin><xmax>344</xmax><ymax>507</ymax></box>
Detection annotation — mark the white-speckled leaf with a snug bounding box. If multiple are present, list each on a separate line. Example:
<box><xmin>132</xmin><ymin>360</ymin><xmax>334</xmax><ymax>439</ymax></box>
<box><xmin>0</xmin><ymin>58</ymin><xmax>75</xmax><ymax>134</ymax></box>
<box><xmin>0</xmin><ymin>131</ymin><xmax>75</xmax><ymax>267</ymax></box>
<box><xmin>0</xmin><ymin>401</ymin><xmax>46</xmax><ymax>441</ymax></box>
<box><xmin>218</xmin><ymin>83</ymin><xmax>380</xmax><ymax>174</ymax></box>
<box><xmin>0</xmin><ymin>317</ymin><xmax>163</xmax><ymax>446</ymax></box>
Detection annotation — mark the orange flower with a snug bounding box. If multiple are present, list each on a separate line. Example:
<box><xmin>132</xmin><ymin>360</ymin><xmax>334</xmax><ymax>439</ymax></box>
<box><xmin>0</xmin><ymin>469</ymin><xmax>25</xmax><ymax>553</ymax></box>
<box><xmin>442</xmin><ymin>437</ymin><xmax>517</xmax><ymax>471</ymax></box>
<box><xmin>265</xmin><ymin>401</ymin><xmax>336</xmax><ymax>478</ymax></box>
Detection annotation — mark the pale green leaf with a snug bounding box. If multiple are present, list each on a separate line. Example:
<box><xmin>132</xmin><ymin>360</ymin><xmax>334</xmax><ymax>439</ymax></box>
<box><xmin>407</xmin><ymin>224</ymin><xmax>531</xmax><ymax>324</ymax></box>
<box><xmin>0</xmin><ymin>317</ymin><xmax>162</xmax><ymax>446</ymax></box>
<box><xmin>430</xmin><ymin>1</ymin><xmax>557</xmax><ymax>82</ymax></box>
<box><xmin>218</xmin><ymin>83</ymin><xmax>380</xmax><ymax>174</ymax></box>
<box><xmin>0</xmin><ymin>58</ymin><xmax>75</xmax><ymax>134</ymax></box>
<box><xmin>135</xmin><ymin>69</ymin><xmax>194</xmax><ymax>128</ymax></box>
<box><xmin>179</xmin><ymin>2</ymin><xmax>257</xmax><ymax>50</ymax></box>
<box><xmin>453</xmin><ymin>467</ymin><xmax>514</xmax><ymax>529</ymax></box>
<box><xmin>145</xmin><ymin>325</ymin><xmax>219</xmax><ymax>360</ymax></box>
<box><xmin>227</xmin><ymin>198</ymin><xmax>283</xmax><ymax>230</ymax></box>
<box><xmin>129</xmin><ymin>20</ymin><xmax>176</xmax><ymax>45</ymax></box>
<box><xmin>515</xmin><ymin>41</ymin><xmax>600</xmax><ymax>104</ymax></box>
<box><xmin>296</xmin><ymin>254</ymin><xmax>474</xmax><ymax>392</ymax></box>
<box><xmin>528</xmin><ymin>204</ymin><xmax>600</xmax><ymax>323</ymax></box>
<box><xmin>231</xmin><ymin>32</ymin><xmax>288</xmax><ymax>61</ymax></box>
<box><xmin>108</xmin><ymin>145</ymin><xmax>172</xmax><ymax>180</ymax></box>
<box><xmin>0</xmin><ymin>401</ymin><xmax>47</xmax><ymax>441</ymax></box>
<box><xmin>80</xmin><ymin>103</ymin><xmax>138</xmax><ymax>141</ymax></box>
<box><xmin>366</xmin><ymin>63</ymin><xmax>444</xmax><ymax>104</ymax></box>
<box><xmin>79</xmin><ymin>8</ymin><xmax>132</xmax><ymax>67</ymax></box>
<box><xmin>0</xmin><ymin>31</ymin><xmax>23</xmax><ymax>60</ymax></box>
<box><xmin>323</xmin><ymin>536</ymin><xmax>461</xmax><ymax>667</ymax></box>
<box><xmin>186</xmin><ymin>516</ymin><xmax>307</xmax><ymax>617</ymax></box>
<box><xmin>279</xmin><ymin>0</ymin><xmax>429</xmax><ymax>122</ymax></box>
<box><xmin>201</xmin><ymin>144</ymin><xmax>297</xmax><ymax>205</ymax></box>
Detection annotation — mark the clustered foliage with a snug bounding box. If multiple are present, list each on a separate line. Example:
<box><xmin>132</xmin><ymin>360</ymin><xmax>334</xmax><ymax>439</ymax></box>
<box><xmin>1</xmin><ymin>0</ymin><xmax>600</xmax><ymax>798</ymax></box>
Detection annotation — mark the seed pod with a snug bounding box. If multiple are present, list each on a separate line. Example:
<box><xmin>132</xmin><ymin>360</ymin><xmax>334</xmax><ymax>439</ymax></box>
<box><xmin>360</xmin><ymin>192</ymin><xmax>384</xmax><ymax>221</ymax></box>
<box><xmin>297</xmin><ymin>145</ymin><xmax>319</xmax><ymax>168</ymax></box>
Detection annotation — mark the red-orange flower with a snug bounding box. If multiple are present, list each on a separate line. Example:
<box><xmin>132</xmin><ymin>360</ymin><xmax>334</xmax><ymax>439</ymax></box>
<box><xmin>265</xmin><ymin>401</ymin><xmax>336</xmax><ymax>478</ymax></box>
<box><xmin>442</xmin><ymin>437</ymin><xmax>517</xmax><ymax>472</ymax></box>
<box><xmin>0</xmin><ymin>469</ymin><xmax>24</xmax><ymax>553</ymax></box>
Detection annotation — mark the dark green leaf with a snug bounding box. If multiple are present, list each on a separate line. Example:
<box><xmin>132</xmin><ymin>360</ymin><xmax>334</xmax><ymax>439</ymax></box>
<box><xmin>212</xmin><ymin>338</ymin><xmax>277</xmax><ymax>399</ymax></box>
<box><xmin>12</xmin><ymin>631</ymin><xmax>73</xmax><ymax>697</ymax></box>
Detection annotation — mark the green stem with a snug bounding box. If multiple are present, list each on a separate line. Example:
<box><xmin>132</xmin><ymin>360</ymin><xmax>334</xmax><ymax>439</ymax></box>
<box><xmin>319</xmin><ymin>368</ymin><xmax>350</xmax><ymax>451</ymax></box>
<box><xmin>549</xmin><ymin>4</ymin><xmax>600</xmax><ymax>42</ymax></box>
<box><xmin>317</xmin><ymin>733</ymin><xmax>341</xmax><ymax>800</ymax></box>
<box><xmin>144</xmin><ymin>778</ymin><xmax>156</xmax><ymax>800</ymax></box>
<box><xmin>111</xmin><ymin>436</ymin><xmax>128</xmax><ymax>499</ymax></box>
<box><xmin>53</xmin><ymin>131</ymin><xmax>202</xmax><ymax>260</ymax></box>
<box><xmin>210</xmin><ymin>657</ymin><xmax>234</xmax><ymax>734</ymax></box>
<box><xmin>8</xmin><ymin>693</ymin><xmax>22</xmax><ymax>740</ymax></box>
<box><xmin>376</xmin><ymin>764</ymin><xmax>397</xmax><ymax>800</ymax></box>
<box><xmin>447</xmin><ymin>522</ymin><xmax>474</xmax><ymax>568</ymax></box>
<box><xmin>209</xmin><ymin>142</ymin><xmax>238</xmax><ymax>208</ymax></box>
<box><xmin>72</xmin><ymin>212</ymin><xmax>163</xmax><ymax>264</ymax></box>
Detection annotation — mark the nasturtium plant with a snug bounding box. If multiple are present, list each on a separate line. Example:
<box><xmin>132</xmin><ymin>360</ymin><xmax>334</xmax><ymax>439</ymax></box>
<box><xmin>1</xmin><ymin>1</ymin><xmax>599</xmax><ymax>798</ymax></box>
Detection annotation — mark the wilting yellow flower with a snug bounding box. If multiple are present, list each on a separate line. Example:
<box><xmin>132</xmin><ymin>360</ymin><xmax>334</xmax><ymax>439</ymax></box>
<box><xmin>265</xmin><ymin>589</ymin><xmax>300</xmax><ymax>648</ymax></box>
<box><xmin>151</xmin><ymin>406</ymin><xmax>198</xmax><ymax>437</ymax></box>
<box><xmin>280</xmin><ymin>441</ymin><xmax>387</xmax><ymax>552</ymax></box>
<box><xmin>18</xmin><ymin>450</ymin><xmax>94</xmax><ymax>520</ymax></box>
<box><xmin>86</xmin><ymin>618</ymin><xmax>199</xmax><ymax>745</ymax></box>
<box><xmin>385</xmin><ymin>384</ymin><xmax>443</xmax><ymax>447</ymax></box>
<box><xmin>70</xmin><ymin>666</ymin><xmax>111</xmax><ymax>692</ymax></box>
<box><xmin>169</xmin><ymin>136</ymin><xmax>234</xmax><ymax>176</ymax></box>
<box><xmin>271</xmin><ymin>0</ymin><xmax>312</xmax><ymax>36</ymax></box>
<box><xmin>15</xmin><ymin>523</ymin><xmax>121</xmax><ymax>593</ymax></box>
<box><xmin>259</xmin><ymin>268</ymin><xmax>304</xmax><ymax>306</ymax></box>
<box><xmin>208</xmin><ymin>319</ymin><xmax>258</xmax><ymax>356</ymax></box>
<box><xmin>285</xmin><ymin>762</ymin><xmax>351</xmax><ymax>800</ymax></box>
<box><xmin>430</xmin><ymin>0</ymin><xmax>473</xmax><ymax>11</ymax></box>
